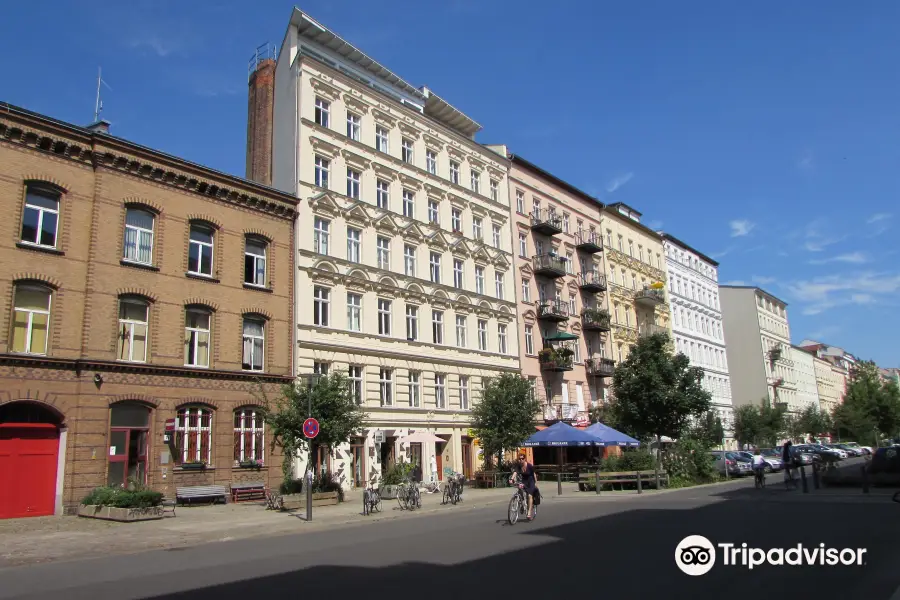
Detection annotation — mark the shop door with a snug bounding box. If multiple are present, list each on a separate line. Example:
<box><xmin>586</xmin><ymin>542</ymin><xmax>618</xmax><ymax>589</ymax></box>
<box><xmin>0</xmin><ymin>425</ymin><xmax>59</xmax><ymax>519</ymax></box>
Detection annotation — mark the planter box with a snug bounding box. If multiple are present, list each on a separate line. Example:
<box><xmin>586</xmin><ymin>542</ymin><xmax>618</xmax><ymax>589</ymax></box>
<box><xmin>180</xmin><ymin>463</ymin><xmax>207</xmax><ymax>471</ymax></box>
<box><xmin>78</xmin><ymin>504</ymin><xmax>164</xmax><ymax>522</ymax></box>
<box><xmin>280</xmin><ymin>491</ymin><xmax>340</xmax><ymax>510</ymax></box>
<box><xmin>379</xmin><ymin>484</ymin><xmax>402</xmax><ymax>499</ymax></box>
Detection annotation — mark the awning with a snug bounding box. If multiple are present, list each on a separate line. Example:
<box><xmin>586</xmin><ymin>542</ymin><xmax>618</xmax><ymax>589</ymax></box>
<box><xmin>584</xmin><ymin>422</ymin><xmax>640</xmax><ymax>447</ymax></box>
<box><xmin>544</xmin><ymin>332</ymin><xmax>579</xmax><ymax>342</ymax></box>
<box><xmin>523</xmin><ymin>422</ymin><xmax>602</xmax><ymax>447</ymax></box>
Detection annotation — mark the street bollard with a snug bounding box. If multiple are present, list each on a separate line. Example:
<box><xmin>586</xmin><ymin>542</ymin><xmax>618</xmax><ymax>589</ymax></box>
<box><xmin>800</xmin><ymin>466</ymin><xmax>808</xmax><ymax>493</ymax></box>
<box><xmin>637</xmin><ymin>471</ymin><xmax>642</xmax><ymax>494</ymax></box>
<box><xmin>306</xmin><ymin>470</ymin><xmax>313</xmax><ymax>522</ymax></box>
<box><xmin>812</xmin><ymin>462</ymin><xmax>820</xmax><ymax>490</ymax></box>
<box><xmin>861</xmin><ymin>466</ymin><xmax>870</xmax><ymax>494</ymax></box>
<box><xmin>595</xmin><ymin>470</ymin><xmax>600</xmax><ymax>496</ymax></box>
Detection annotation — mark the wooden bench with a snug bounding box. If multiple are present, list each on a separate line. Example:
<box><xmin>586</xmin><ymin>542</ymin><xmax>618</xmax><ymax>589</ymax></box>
<box><xmin>578</xmin><ymin>470</ymin><xmax>670</xmax><ymax>494</ymax></box>
<box><xmin>176</xmin><ymin>485</ymin><xmax>228</xmax><ymax>505</ymax></box>
<box><xmin>231</xmin><ymin>482</ymin><xmax>266</xmax><ymax>503</ymax></box>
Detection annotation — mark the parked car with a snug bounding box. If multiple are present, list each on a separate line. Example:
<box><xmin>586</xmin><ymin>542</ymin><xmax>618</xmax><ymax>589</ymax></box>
<box><xmin>711</xmin><ymin>451</ymin><xmax>752</xmax><ymax>477</ymax></box>
<box><xmin>830</xmin><ymin>443</ymin><xmax>862</xmax><ymax>457</ymax></box>
<box><xmin>819</xmin><ymin>444</ymin><xmax>849</xmax><ymax>459</ymax></box>
<box><xmin>794</xmin><ymin>444</ymin><xmax>840</xmax><ymax>463</ymax></box>
<box><xmin>773</xmin><ymin>446</ymin><xmax>816</xmax><ymax>466</ymax></box>
<box><xmin>843</xmin><ymin>442</ymin><xmax>873</xmax><ymax>455</ymax></box>
<box><xmin>737</xmin><ymin>451</ymin><xmax>783</xmax><ymax>472</ymax></box>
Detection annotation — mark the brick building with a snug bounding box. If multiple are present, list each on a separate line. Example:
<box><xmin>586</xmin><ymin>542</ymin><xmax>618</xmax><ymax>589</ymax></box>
<box><xmin>0</xmin><ymin>104</ymin><xmax>298</xmax><ymax>518</ymax></box>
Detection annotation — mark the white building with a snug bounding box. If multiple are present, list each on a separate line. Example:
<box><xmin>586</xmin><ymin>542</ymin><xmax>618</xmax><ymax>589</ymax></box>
<box><xmin>790</xmin><ymin>345</ymin><xmax>821</xmax><ymax>416</ymax></box>
<box><xmin>264</xmin><ymin>9</ymin><xmax>520</xmax><ymax>488</ymax></box>
<box><xmin>661</xmin><ymin>234</ymin><xmax>734</xmax><ymax>443</ymax></box>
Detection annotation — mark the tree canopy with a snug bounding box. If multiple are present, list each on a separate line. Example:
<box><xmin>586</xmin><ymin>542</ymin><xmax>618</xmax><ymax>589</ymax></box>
<box><xmin>733</xmin><ymin>400</ymin><xmax>786</xmax><ymax>447</ymax></box>
<box><xmin>833</xmin><ymin>361</ymin><xmax>900</xmax><ymax>445</ymax></box>
<box><xmin>796</xmin><ymin>404</ymin><xmax>832</xmax><ymax>441</ymax></box>
<box><xmin>471</xmin><ymin>373</ymin><xmax>541</xmax><ymax>467</ymax></box>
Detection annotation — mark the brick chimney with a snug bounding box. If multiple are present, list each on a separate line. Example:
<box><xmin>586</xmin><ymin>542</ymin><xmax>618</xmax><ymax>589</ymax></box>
<box><xmin>246</xmin><ymin>51</ymin><xmax>276</xmax><ymax>186</ymax></box>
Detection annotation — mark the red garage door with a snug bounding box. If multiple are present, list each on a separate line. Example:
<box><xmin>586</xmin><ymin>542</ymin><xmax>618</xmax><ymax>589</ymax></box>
<box><xmin>0</xmin><ymin>424</ymin><xmax>59</xmax><ymax>519</ymax></box>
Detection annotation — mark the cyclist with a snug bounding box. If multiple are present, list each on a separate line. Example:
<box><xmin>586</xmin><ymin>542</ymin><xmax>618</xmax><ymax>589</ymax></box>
<box><xmin>751</xmin><ymin>447</ymin><xmax>766</xmax><ymax>486</ymax></box>
<box><xmin>508</xmin><ymin>453</ymin><xmax>536</xmax><ymax>520</ymax></box>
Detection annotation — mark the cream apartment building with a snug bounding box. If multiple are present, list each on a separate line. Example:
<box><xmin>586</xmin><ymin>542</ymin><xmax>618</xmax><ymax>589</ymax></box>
<box><xmin>720</xmin><ymin>286</ymin><xmax>798</xmax><ymax>412</ymax></box>
<box><xmin>600</xmin><ymin>203</ymin><xmax>670</xmax><ymax>363</ymax></box>
<box><xmin>790</xmin><ymin>345</ymin><xmax>821</xmax><ymax>416</ymax></box>
<box><xmin>486</xmin><ymin>149</ymin><xmax>615</xmax><ymax>425</ymax></box>
<box><xmin>265</xmin><ymin>9</ymin><xmax>520</xmax><ymax>486</ymax></box>
<box><xmin>812</xmin><ymin>354</ymin><xmax>842</xmax><ymax>416</ymax></box>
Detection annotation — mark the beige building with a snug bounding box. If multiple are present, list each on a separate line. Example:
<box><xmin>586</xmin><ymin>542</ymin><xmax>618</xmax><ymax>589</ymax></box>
<box><xmin>599</xmin><ymin>203</ymin><xmax>670</xmax><ymax>363</ymax></box>
<box><xmin>812</xmin><ymin>354</ymin><xmax>842</xmax><ymax>415</ymax></box>
<box><xmin>260</xmin><ymin>9</ymin><xmax>520</xmax><ymax>487</ymax></box>
<box><xmin>486</xmin><ymin>149</ymin><xmax>614</xmax><ymax>426</ymax></box>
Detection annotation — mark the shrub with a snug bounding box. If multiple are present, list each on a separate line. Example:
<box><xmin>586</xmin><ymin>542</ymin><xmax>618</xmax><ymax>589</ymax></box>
<box><xmin>618</xmin><ymin>449</ymin><xmax>654</xmax><ymax>471</ymax></box>
<box><xmin>81</xmin><ymin>486</ymin><xmax>163</xmax><ymax>508</ymax></box>
<box><xmin>661</xmin><ymin>438</ymin><xmax>717</xmax><ymax>484</ymax></box>
<box><xmin>381</xmin><ymin>459</ymin><xmax>413</xmax><ymax>485</ymax></box>
<box><xmin>311</xmin><ymin>470</ymin><xmax>344</xmax><ymax>502</ymax></box>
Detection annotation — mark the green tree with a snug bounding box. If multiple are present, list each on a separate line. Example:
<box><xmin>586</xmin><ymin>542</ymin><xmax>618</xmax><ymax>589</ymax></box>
<box><xmin>471</xmin><ymin>373</ymin><xmax>541</xmax><ymax>468</ymax></box>
<box><xmin>836</xmin><ymin>361</ymin><xmax>900</xmax><ymax>445</ymax></box>
<box><xmin>783</xmin><ymin>414</ymin><xmax>804</xmax><ymax>443</ymax></box>
<box><xmin>688</xmin><ymin>411</ymin><xmax>725</xmax><ymax>449</ymax></box>
<box><xmin>259</xmin><ymin>373</ymin><xmax>367</xmax><ymax>487</ymax></box>
<box><xmin>758</xmin><ymin>401</ymin><xmax>787</xmax><ymax>446</ymax></box>
<box><xmin>797</xmin><ymin>405</ymin><xmax>832</xmax><ymax>441</ymax></box>
<box><xmin>589</xmin><ymin>400</ymin><xmax>620</xmax><ymax>429</ymax></box>
<box><xmin>611</xmin><ymin>332</ymin><xmax>711</xmax><ymax>486</ymax></box>
<box><xmin>733</xmin><ymin>404</ymin><xmax>763</xmax><ymax>448</ymax></box>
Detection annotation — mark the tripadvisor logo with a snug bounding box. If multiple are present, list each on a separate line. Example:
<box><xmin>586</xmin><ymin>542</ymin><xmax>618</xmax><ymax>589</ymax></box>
<box><xmin>675</xmin><ymin>535</ymin><xmax>867</xmax><ymax>575</ymax></box>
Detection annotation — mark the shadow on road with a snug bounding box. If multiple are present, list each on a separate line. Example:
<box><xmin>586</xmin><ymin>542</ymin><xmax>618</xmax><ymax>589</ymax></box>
<box><xmin>145</xmin><ymin>494</ymin><xmax>899</xmax><ymax>600</ymax></box>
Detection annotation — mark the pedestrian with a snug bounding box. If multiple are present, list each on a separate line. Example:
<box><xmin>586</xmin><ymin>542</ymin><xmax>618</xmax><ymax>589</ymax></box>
<box><xmin>782</xmin><ymin>440</ymin><xmax>796</xmax><ymax>489</ymax></box>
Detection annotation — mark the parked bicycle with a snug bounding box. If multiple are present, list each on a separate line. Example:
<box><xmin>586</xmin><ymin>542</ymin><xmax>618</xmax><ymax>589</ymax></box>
<box><xmin>396</xmin><ymin>477</ymin><xmax>421</xmax><ymax>510</ymax></box>
<box><xmin>443</xmin><ymin>471</ymin><xmax>465</xmax><ymax>505</ymax></box>
<box><xmin>754</xmin><ymin>467</ymin><xmax>766</xmax><ymax>489</ymax></box>
<box><xmin>507</xmin><ymin>474</ymin><xmax>536</xmax><ymax>525</ymax></box>
<box><xmin>363</xmin><ymin>480</ymin><xmax>382</xmax><ymax>516</ymax></box>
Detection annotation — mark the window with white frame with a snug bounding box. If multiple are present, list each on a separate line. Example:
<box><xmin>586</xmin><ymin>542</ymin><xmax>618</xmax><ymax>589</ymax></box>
<box><xmin>175</xmin><ymin>406</ymin><xmax>212</xmax><ymax>465</ymax></box>
<box><xmin>314</xmin><ymin>97</ymin><xmax>330</xmax><ymax>127</ymax></box>
<box><xmin>347</xmin><ymin>168</ymin><xmax>361</xmax><ymax>199</ymax></box>
<box><xmin>426</xmin><ymin>150</ymin><xmax>437</xmax><ymax>175</ymax></box>
<box><xmin>20</xmin><ymin>185</ymin><xmax>60</xmax><ymax>248</ymax></box>
<box><xmin>313</xmin><ymin>362</ymin><xmax>329</xmax><ymax>376</ymax></box>
<box><xmin>516</xmin><ymin>190</ymin><xmax>525</xmax><ymax>214</ymax></box>
<box><xmin>241</xmin><ymin>317</ymin><xmax>265</xmax><ymax>371</ymax></box>
<box><xmin>123</xmin><ymin>208</ymin><xmax>154</xmax><ymax>264</ymax></box>
<box><xmin>498</xmin><ymin>324</ymin><xmax>508</xmax><ymax>354</ymax></box>
<box><xmin>495</xmin><ymin>272</ymin><xmax>504</xmax><ymax>299</ymax></box>
<box><xmin>348</xmin><ymin>365</ymin><xmax>363</xmax><ymax>405</ymax></box>
<box><xmin>429</xmin><ymin>252</ymin><xmax>441</xmax><ymax>283</ymax></box>
<box><xmin>401</xmin><ymin>137</ymin><xmax>414</xmax><ymax>163</ymax></box>
<box><xmin>117</xmin><ymin>297</ymin><xmax>148</xmax><ymax>362</ymax></box>
<box><xmin>477</xmin><ymin>319</ymin><xmax>487</xmax><ymax>351</ymax></box>
<box><xmin>532</xmin><ymin>198</ymin><xmax>540</xmax><ymax>217</ymax></box>
<box><xmin>377</xmin><ymin>298</ymin><xmax>392</xmax><ymax>335</ymax></box>
<box><xmin>492</xmin><ymin>224</ymin><xmax>501</xmax><ymax>248</ymax></box>
<box><xmin>524</xmin><ymin>325</ymin><xmax>534</xmax><ymax>355</ymax></box>
<box><xmin>475</xmin><ymin>266</ymin><xmax>485</xmax><ymax>295</ymax></box>
<box><xmin>432</xmin><ymin>310</ymin><xmax>444</xmax><ymax>344</ymax></box>
<box><xmin>233</xmin><ymin>408</ymin><xmax>264</xmax><ymax>463</ymax></box>
<box><xmin>347</xmin><ymin>227</ymin><xmax>361</xmax><ymax>263</ymax></box>
<box><xmin>408</xmin><ymin>371</ymin><xmax>421</xmax><ymax>407</ymax></box>
<box><xmin>449</xmin><ymin>161</ymin><xmax>460</xmax><ymax>185</ymax></box>
<box><xmin>451</xmin><ymin>208</ymin><xmax>462</xmax><ymax>233</ymax></box>
<box><xmin>406</xmin><ymin>304</ymin><xmax>419</xmax><ymax>340</ymax></box>
<box><xmin>314</xmin><ymin>155</ymin><xmax>330</xmax><ymax>188</ymax></box>
<box><xmin>518</xmin><ymin>233</ymin><xmax>527</xmax><ymax>257</ymax></box>
<box><xmin>566</xmin><ymin>252</ymin><xmax>574</xmax><ymax>274</ymax></box>
<box><xmin>573</xmin><ymin>341</ymin><xmax>581</xmax><ymax>363</ymax></box>
<box><xmin>490</xmin><ymin>180</ymin><xmax>498</xmax><ymax>202</ymax></box>
<box><xmin>459</xmin><ymin>376</ymin><xmax>470</xmax><ymax>410</ymax></box>
<box><xmin>244</xmin><ymin>237</ymin><xmax>267</xmax><ymax>286</ymax></box>
<box><xmin>435</xmin><ymin>374</ymin><xmax>446</xmax><ymax>409</ymax></box>
<box><xmin>455</xmin><ymin>314</ymin><xmax>467</xmax><ymax>347</ymax></box>
<box><xmin>184</xmin><ymin>309</ymin><xmax>211</xmax><ymax>367</ymax></box>
<box><xmin>569</xmin><ymin>296</ymin><xmax>576</xmax><ymax>316</ymax></box>
<box><xmin>453</xmin><ymin>259</ymin><xmax>464</xmax><ymax>289</ymax></box>
<box><xmin>376</xmin><ymin>179</ymin><xmax>390</xmax><ymax>210</ymax></box>
<box><xmin>404</xmin><ymin>244</ymin><xmax>416</xmax><ymax>276</ymax></box>
<box><xmin>403</xmin><ymin>189</ymin><xmax>415</xmax><ymax>218</ymax></box>
<box><xmin>379</xmin><ymin>368</ymin><xmax>393</xmax><ymax>406</ymax></box>
<box><xmin>313</xmin><ymin>218</ymin><xmax>330</xmax><ymax>255</ymax></box>
<box><xmin>563</xmin><ymin>213</ymin><xmax>570</xmax><ymax>233</ymax></box>
<box><xmin>11</xmin><ymin>285</ymin><xmax>51</xmax><ymax>355</ymax></box>
<box><xmin>346</xmin><ymin>292</ymin><xmax>362</xmax><ymax>332</ymax></box>
<box><xmin>376</xmin><ymin>126</ymin><xmax>389</xmax><ymax>153</ymax></box>
<box><xmin>346</xmin><ymin>112</ymin><xmax>360</xmax><ymax>140</ymax></box>
<box><xmin>377</xmin><ymin>236</ymin><xmax>390</xmax><ymax>270</ymax></box>
<box><xmin>188</xmin><ymin>224</ymin><xmax>214</xmax><ymax>277</ymax></box>
<box><xmin>471</xmin><ymin>170</ymin><xmax>481</xmax><ymax>194</ymax></box>
<box><xmin>521</xmin><ymin>278</ymin><xmax>530</xmax><ymax>302</ymax></box>
<box><xmin>428</xmin><ymin>200</ymin><xmax>439</xmax><ymax>224</ymax></box>
<box><xmin>307</xmin><ymin>281</ymin><xmax>330</xmax><ymax>324</ymax></box>
<box><xmin>472</xmin><ymin>216</ymin><xmax>483</xmax><ymax>240</ymax></box>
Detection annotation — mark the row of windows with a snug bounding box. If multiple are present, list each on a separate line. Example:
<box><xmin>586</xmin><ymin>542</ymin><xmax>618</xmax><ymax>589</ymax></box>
<box><xmin>311</xmin><ymin>285</ymin><xmax>510</xmax><ymax>353</ymax></box>
<box><xmin>674</xmin><ymin>307</ymin><xmax>724</xmax><ymax>341</ymax></box>
<box><xmin>605</xmin><ymin>230</ymin><xmax>663</xmax><ymax>271</ymax></box>
<box><xmin>700</xmin><ymin>375</ymin><xmax>733</xmax><ymax>401</ymax></box>
<box><xmin>759</xmin><ymin>314</ymin><xmax>789</xmax><ymax>339</ymax></box>
<box><xmin>520</xmin><ymin>324</ymin><xmax>605</xmax><ymax>362</ymax></box>
<box><xmin>513</xmin><ymin>191</ymin><xmax>583</xmax><ymax>237</ymax></box>
<box><xmin>21</xmin><ymin>184</ymin><xmax>274</xmax><ymax>289</ymax></box>
<box><xmin>666</xmin><ymin>245</ymin><xmax>718</xmax><ymax>282</ymax></box>
<box><xmin>11</xmin><ymin>285</ymin><xmax>270</xmax><ymax>371</ymax></box>
<box><xmin>172</xmin><ymin>406</ymin><xmax>266</xmax><ymax>465</ymax></box>
<box><xmin>757</xmin><ymin>294</ymin><xmax>786</xmax><ymax>318</ymax></box>
<box><xmin>608</xmin><ymin>266</ymin><xmax>657</xmax><ymax>294</ymax></box>
<box><xmin>312</xmin><ymin>217</ymin><xmax>507</xmax><ymax>299</ymax></box>
<box><xmin>675</xmin><ymin>336</ymin><xmax>728</xmax><ymax>372</ymax></box>
<box><xmin>668</xmin><ymin>274</ymin><xmax>719</xmax><ymax>311</ymax></box>
<box><xmin>314</xmin><ymin>96</ymin><xmax>502</xmax><ymax>202</ymax></box>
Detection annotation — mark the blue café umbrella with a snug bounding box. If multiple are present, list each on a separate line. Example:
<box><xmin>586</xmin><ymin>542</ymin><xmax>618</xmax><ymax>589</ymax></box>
<box><xmin>522</xmin><ymin>422</ymin><xmax>603</xmax><ymax>496</ymax></box>
<box><xmin>584</xmin><ymin>422</ymin><xmax>640</xmax><ymax>447</ymax></box>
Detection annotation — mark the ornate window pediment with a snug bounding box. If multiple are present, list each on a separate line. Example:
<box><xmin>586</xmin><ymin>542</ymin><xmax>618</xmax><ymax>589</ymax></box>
<box><xmin>518</xmin><ymin>263</ymin><xmax>534</xmax><ymax>278</ymax></box>
<box><xmin>341</xmin><ymin>149</ymin><xmax>371</xmax><ymax>171</ymax></box>
<box><xmin>373</xmin><ymin>212</ymin><xmax>400</xmax><ymax>233</ymax></box>
<box><xmin>446</xmin><ymin>144</ymin><xmax>465</xmax><ymax>162</ymax></box>
<box><xmin>344</xmin><ymin>201</ymin><xmax>371</xmax><ymax>226</ymax></box>
<box><xmin>309</xmin><ymin>266</ymin><xmax>340</xmax><ymax>286</ymax></box>
<box><xmin>398</xmin><ymin>173</ymin><xmax>422</xmax><ymax>189</ymax></box>
<box><xmin>309</xmin><ymin>191</ymin><xmax>341</xmax><ymax>217</ymax></box>
<box><xmin>450</xmin><ymin>238</ymin><xmax>471</xmax><ymax>257</ymax></box>
<box><xmin>448</xmin><ymin>193</ymin><xmax>466</xmax><ymax>210</ymax></box>
<box><xmin>398</xmin><ymin>121</ymin><xmax>422</xmax><ymax>139</ymax></box>
<box><xmin>470</xmin><ymin>204</ymin><xmax>487</xmax><ymax>218</ymax></box>
<box><xmin>424</xmin><ymin>183</ymin><xmax>445</xmax><ymax>201</ymax></box>
<box><xmin>431</xmin><ymin>290</ymin><xmax>451</xmax><ymax>309</ymax></box>
<box><xmin>521</xmin><ymin>309</ymin><xmax>537</xmax><ymax>323</ymax></box>
<box><xmin>309</xmin><ymin>136</ymin><xmax>341</xmax><ymax>159</ymax></box>
<box><xmin>310</xmin><ymin>78</ymin><xmax>341</xmax><ymax>101</ymax></box>
<box><xmin>486</xmin><ymin>164</ymin><xmax>506</xmax><ymax>181</ymax></box>
<box><xmin>423</xmin><ymin>133</ymin><xmax>444</xmax><ymax>152</ymax></box>
<box><xmin>427</xmin><ymin>230</ymin><xmax>451</xmax><ymax>250</ymax></box>
<box><xmin>473</xmin><ymin>244</ymin><xmax>492</xmax><ymax>265</ymax></box>
<box><xmin>401</xmin><ymin>221</ymin><xmax>427</xmax><ymax>241</ymax></box>
<box><xmin>468</xmin><ymin>156</ymin><xmax>486</xmax><ymax>171</ymax></box>
<box><xmin>372</xmin><ymin>162</ymin><xmax>399</xmax><ymax>180</ymax></box>
<box><xmin>372</xmin><ymin>108</ymin><xmax>397</xmax><ymax>128</ymax></box>
<box><xmin>490</xmin><ymin>251</ymin><xmax>510</xmax><ymax>269</ymax></box>
<box><xmin>343</xmin><ymin>92</ymin><xmax>371</xmax><ymax>114</ymax></box>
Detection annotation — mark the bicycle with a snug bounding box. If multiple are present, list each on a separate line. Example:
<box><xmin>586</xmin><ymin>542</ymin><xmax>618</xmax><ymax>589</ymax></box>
<box><xmin>396</xmin><ymin>477</ymin><xmax>421</xmax><ymax>510</ymax></box>
<box><xmin>363</xmin><ymin>480</ymin><xmax>382</xmax><ymax>516</ymax></box>
<box><xmin>443</xmin><ymin>472</ymin><xmax>464</xmax><ymax>505</ymax></box>
<box><xmin>754</xmin><ymin>466</ymin><xmax>766</xmax><ymax>489</ymax></box>
<box><xmin>507</xmin><ymin>476</ymin><xmax>536</xmax><ymax>525</ymax></box>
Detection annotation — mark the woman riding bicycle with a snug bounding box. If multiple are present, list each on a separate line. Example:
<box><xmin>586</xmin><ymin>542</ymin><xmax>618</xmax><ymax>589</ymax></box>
<box><xmin>751</xmin><ymin>447</ymin><xmax>766</xmax><ymax>486</ymax></box>
<box><xmin>508</xmin><ymin>453</ymin><xmax>536</xmax><ymax>521</ymax></box>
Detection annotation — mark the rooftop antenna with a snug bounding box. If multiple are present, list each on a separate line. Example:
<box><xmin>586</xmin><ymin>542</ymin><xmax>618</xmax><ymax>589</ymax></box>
<box><xmin>93</xmin><ymin>67</ymin><xmax>112</xmax><ymax>123</ymax></box>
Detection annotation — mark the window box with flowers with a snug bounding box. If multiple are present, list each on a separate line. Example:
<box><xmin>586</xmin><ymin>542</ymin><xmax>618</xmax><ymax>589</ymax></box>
<box><xmin>538</xmin><ymin>346</ymin><xmax>574</xmax><ymax>371</ymax></box>
<box><xmin>179</xmin><ymin>461</ymin><xmax>207</xmax><ymax>471</ymax></box>
<box><xmin>237</xmin><ymin>459</ymin><xmax>264</xmax><ymax>470</ymax></box>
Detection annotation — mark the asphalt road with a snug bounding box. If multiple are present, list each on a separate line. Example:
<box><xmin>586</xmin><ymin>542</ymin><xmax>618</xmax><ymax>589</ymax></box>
<box><xmin>1</xmin><ymin>478</ymin><xmax>898</xmax><ymax>600</ymax></box>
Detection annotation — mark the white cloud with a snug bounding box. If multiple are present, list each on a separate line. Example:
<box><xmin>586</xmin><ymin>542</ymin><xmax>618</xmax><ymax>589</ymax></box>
<box><xmin>128</xmin><ymin>35</ymin><xmax>181</xmax><ymax>57</ymax></box>
<box><xmin>868</xmin><ymin>213</ymin><xmax>891</xmax><ymax>224</ymax></box>
<box><xmin>797</xmin><ymin>151</ymin><xmax>814</xmax><ymax>171</ymax></box>
<box><xmin>752</xmin><ymin>275</ymin><xmax>776</xmax><ymax>284</ymax></box>
<box><xmin>867</xmin><ymin>213</ymin><xmax>892</xmax><ymax>237</ymax></box>
<box><xmin>724</xmin><ymin>280</ymin><xmax>746</xmax><ymax>286</ymax></box>
<box><xmin>809</xmin><ymin>325</ymin><xmax>841</xmax><ymax>340</ymax></box>
<box><xmin>809</xmin><ymin>252</ymin><xmax>868</xmax><ymax>265</ymax></box>
<box><xmin>710</xmin><ymin>246</ymin><xmax>735</xmax><ymax>259</ymax></box>
<box><xmin>729</xmin><ymin>220</ymin><xmax>755</xmax><ymax>237</ymax></box>
<box><xmin>786</xmin><ymin>272</ymin><xmax>900</xmax><ymax>315</ymax></box>
<box><xmin>605</xmin><ymin>173</ymin><xmax>633</xmax><ymax>193</ymax></box>
<box><xmin>798</xmin><ymin>218</ymin><xmax>845</xmax><ymax>252</ymax></box>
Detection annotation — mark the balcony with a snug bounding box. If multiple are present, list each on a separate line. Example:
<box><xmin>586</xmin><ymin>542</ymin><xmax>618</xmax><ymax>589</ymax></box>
<box><xmin>530</xmin><ymin>209</ymin><xmax>563</xmax><ymax>236</ymax></box>
<box><xmin>538</xmin><ymin>346</ymin><xmax>574</xmax><ymax>372</ymax></box>
<box><xmin>634</xmin><ymin>286</ymin><xmax>666</xmax><ymax>307</ymax></box>
<box><xmin>575</xmin><ymin>230</ymin><xmax>603</xmax><ymax>253</ymax></box>
<box><xmin>585</xmin><ymin>357</ymin><xmax>616</xmax><ymax>378</ymax></box>
<box><xmin>537</xmin><ymin>299</ymin><xmax>569</xmax><ymax>322</ymax></box>
<box><xmin>638</xmin><ymin>323</ymin><xmax>667</xmax><ymax>338</ymax></box>
<box><xmin>579</xmin><ymin>270</ymin><xmax>607</xmax><ymax>292</ymax></box>
<box><xmin>543</xmin><ymin>403</ymin><xmax>579</xmax><ymax>423</ymax></box>
<box><xmin>581</xmin><ymin>309</ymin><xmax>611</xmax><ymax>331</ymax></box>
<box><xmin>532</xmin><ymin>253</ymin><xmax>567</xmax><ymax>278</ymax></box>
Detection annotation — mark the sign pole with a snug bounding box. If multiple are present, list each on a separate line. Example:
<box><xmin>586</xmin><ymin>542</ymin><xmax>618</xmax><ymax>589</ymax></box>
<box><xmin>307</xmin><ymin>388</ymin><xmax>312</xmax><ymax>523</ymax></box>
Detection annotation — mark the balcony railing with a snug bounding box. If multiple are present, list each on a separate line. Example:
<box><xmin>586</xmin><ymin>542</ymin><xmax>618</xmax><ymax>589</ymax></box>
<box><xmin>634</xmin><ymin>287</ymin><xmax>666</xmax><ymax>306</ymax></box>
<box><xmin>530</xmin><ymin>209</ymin><xmax>563</xmax><ymax>236</ymax></box>
<box><xmin>638</xmin><ymin>323</ymin><xmax>667</xmax><ymax>338</ymax></box>
<box><xmin>532</xmin><ymin>253</ymin><xmax>567</xmax><ymax>278</ymax></box>
<box><xmin>538</xmin><ymin>347</ymin><xmax>574</xmax><ymax>371</ymax></box>
<box><xmin>537</xmin><ymin>299</ymin><xmax>569</xmax><ymax>322</ymax></box>
<box><xmin>543</xmin><ymin>403</ymin><xmax>579</xmax><ymax>422</ymax></box>
<box><xmin>585</xmin><ymin>357</ymin><xmax>616</xmax><ymax>378</ymax></box>
<box><xmin>579</xmin><ymin>270</ymin><xmax>607</xmax><ymax>292</ymax></box>
<box><xmin>575</xmin><ymin>230</ymin><xmax>603</xmax><ymax>253</ymax></box>
<box><xmin>581</xmin><ymin>309</ymin><xmax>611</xmax><ymax>331</ymax></box>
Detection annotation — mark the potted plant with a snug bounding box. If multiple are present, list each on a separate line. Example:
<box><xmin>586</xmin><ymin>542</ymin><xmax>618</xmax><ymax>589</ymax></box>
<box><xmin>78</xmin><ymin>485</ymin><xmax>165</xmax><ymax>522</ymax></box>
<box><xmin>180</xmin><ymin>461</ymin><xmax>207</xmax><ymax>470</ymax></box>
<box><xmin>768</xmin><ymin>348</ymin><xmax>782</xmax><ymax>363</ymax></box>
<box><xmin>238</xmin><ymin>459</ymin><xmax>263</xmax><ymax>469</ymax></box>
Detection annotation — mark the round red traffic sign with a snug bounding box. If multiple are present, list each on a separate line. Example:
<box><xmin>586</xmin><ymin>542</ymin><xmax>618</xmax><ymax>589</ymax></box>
<box><xmin>303</xmin><ymin>417</ymin><xmax>319</xmax><ymax>439</ymax></box>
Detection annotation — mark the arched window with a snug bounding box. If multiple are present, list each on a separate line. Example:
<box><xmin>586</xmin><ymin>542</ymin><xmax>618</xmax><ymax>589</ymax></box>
<box><xmin>117</xmin><ymin>297</ymin><xmax>149</xmax><ymax>362</ymax></box>
<box><xmin>175</xmin><ymin>406</ymin><xmax>213</xmax><ymax>465</ymax></box>
<box><xmin>123</xmin><ymin>208</ymin><xmax>155</xmax><ymax>265</ymax></box>
<box><xmin>188</xmin><ymin>223</ymin><xmax>214</xmax><ymax>277</ymax></box>
<box><xmin>11</xmin><ymin>284</ymin><xmax>52</xmax><ymax>355</ymax></box>
<box><xmin>244</xmin><ymin>237</ymin><xmax>267</xmax><ymax>287</ymax></box>
<box><xmin>233</xmin><ymin>408</ymin><xmax>264</xmax><ymax>464</ymax></box>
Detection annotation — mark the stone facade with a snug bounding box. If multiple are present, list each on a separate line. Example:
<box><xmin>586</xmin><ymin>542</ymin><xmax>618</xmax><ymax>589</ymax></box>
<box><xmin>0</xmin><ymin>105</ymin><xmax>297</xmax><ymax>515</ymax></box>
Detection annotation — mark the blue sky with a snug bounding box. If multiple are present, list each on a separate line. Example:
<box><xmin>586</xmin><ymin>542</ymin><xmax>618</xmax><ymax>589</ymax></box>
<box><xmin>2</xmin><ymin>1</ymin><xmax>898</xmax><ymax>365</ymax></box>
